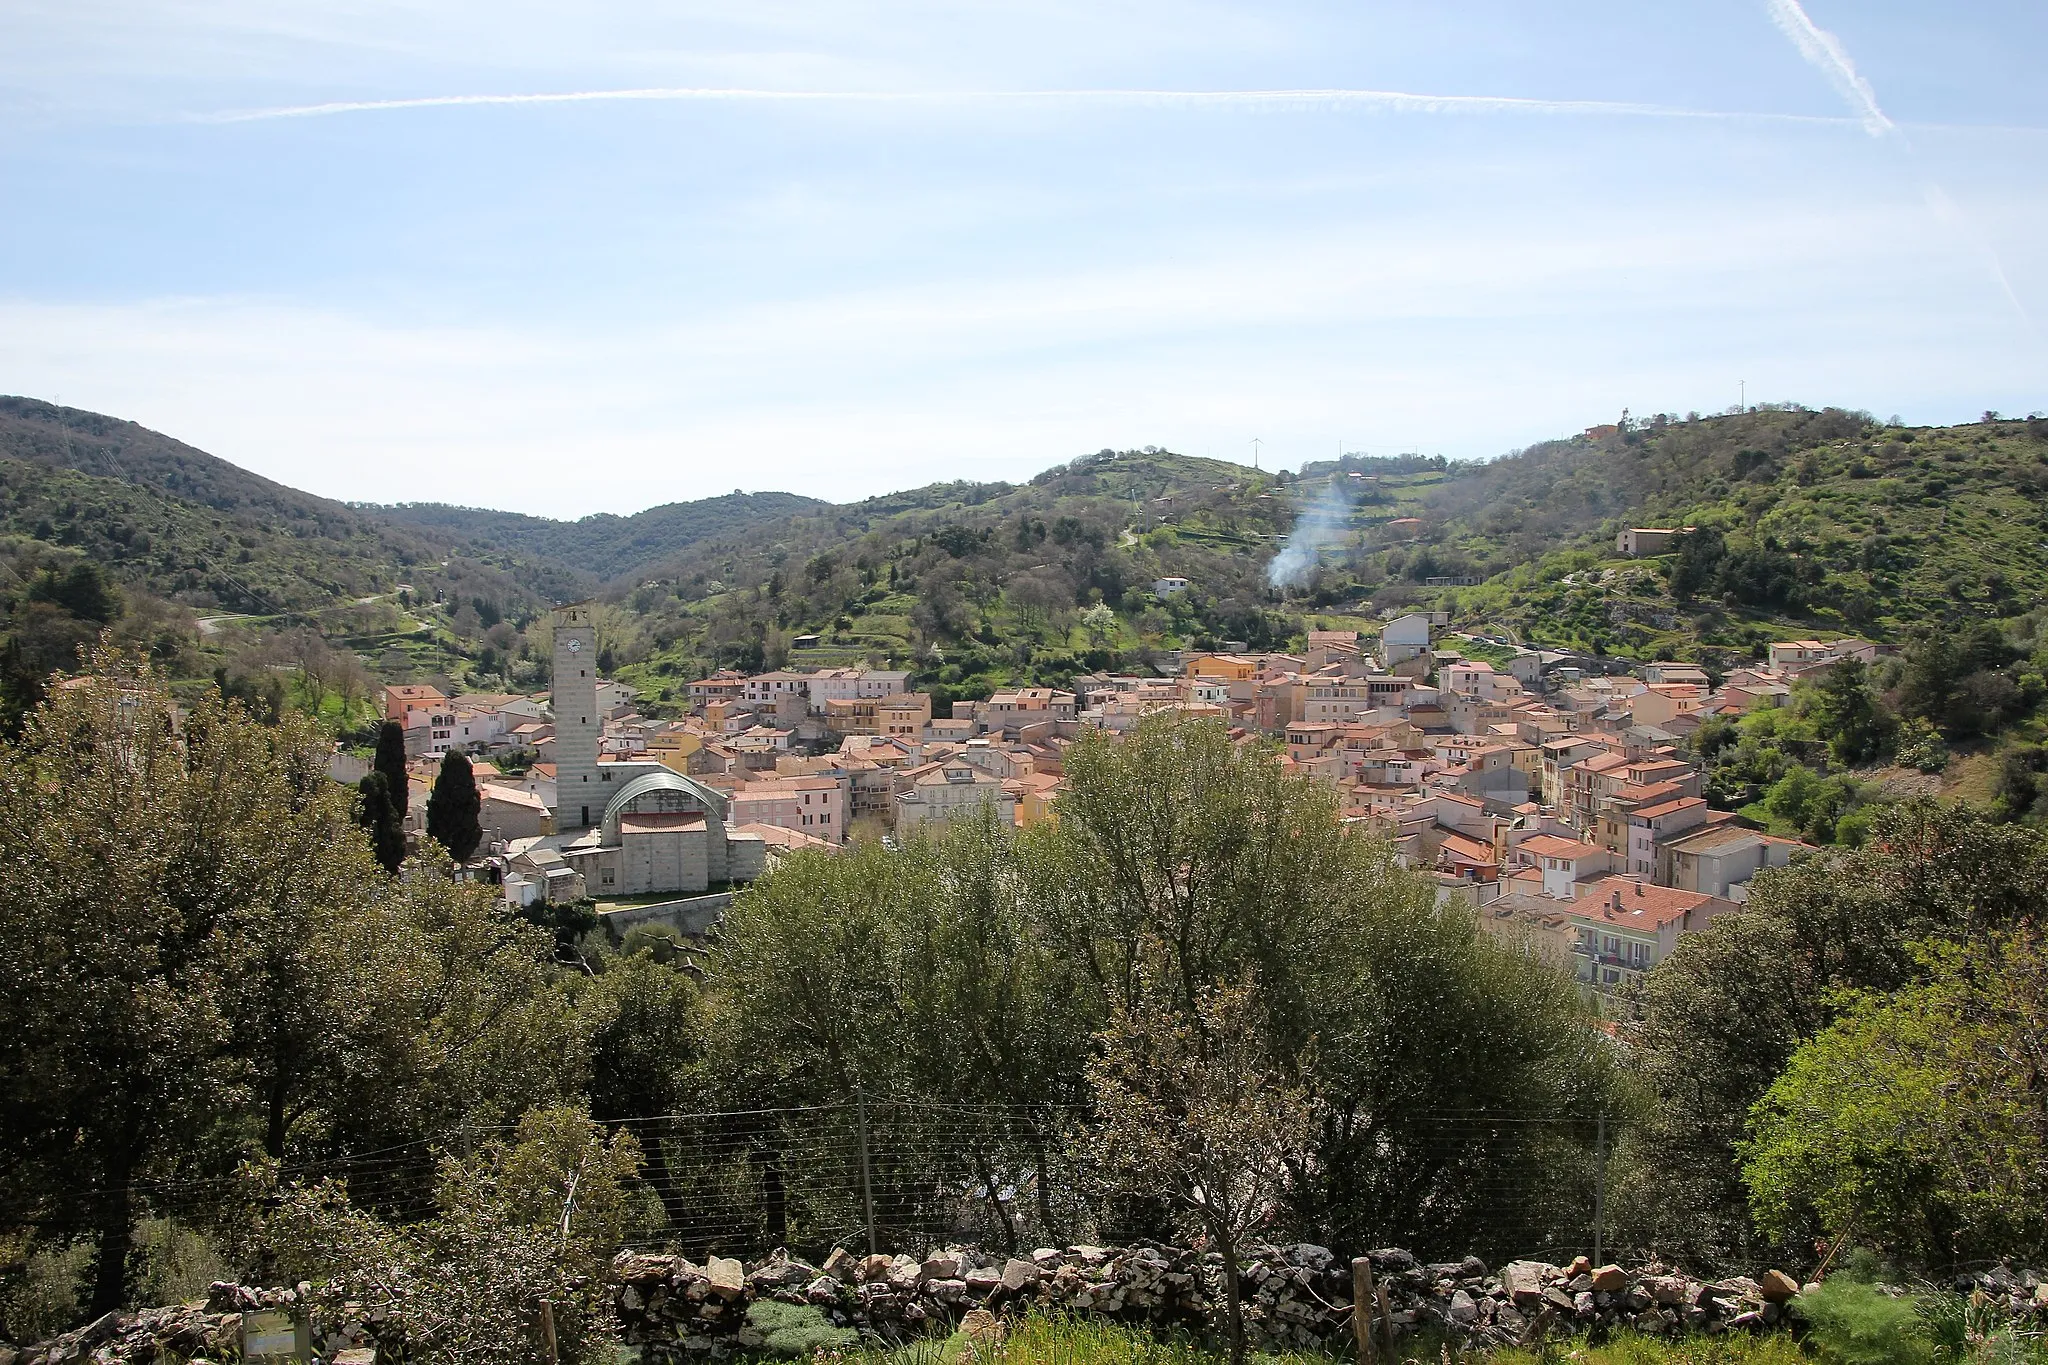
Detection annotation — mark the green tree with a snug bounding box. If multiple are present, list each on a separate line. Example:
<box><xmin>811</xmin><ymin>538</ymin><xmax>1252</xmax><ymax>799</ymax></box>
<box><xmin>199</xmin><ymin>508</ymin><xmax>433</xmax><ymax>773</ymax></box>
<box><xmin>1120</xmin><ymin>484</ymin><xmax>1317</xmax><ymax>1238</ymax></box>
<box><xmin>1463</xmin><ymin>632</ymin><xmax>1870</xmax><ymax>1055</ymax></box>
<box><xmin>1993</xmin><ymin>744</ymin><xmax>2046</xmax><ymax>821</ymax></box>
<box><xmin>1743</xmin><ymin>930</ymin><xmax>2048</xmax><ymax>1264</ymax></box>
<box><xmin>266</xmin><ymin>1107</ymin><xmax>640</xmax><ymax>1365</ymax></box>
<box><xmin>583</xmin><ymin>953</ymin><xmax>705</xmax><ymax>1230</ymax></box>
<box><xmin>425</xmin><ymin>750</ymin><xmax>483</xmax><ymax>862</ymax></box>
<box><xmin>0</xmin><ymin>650</ymin><xmax>347</xmax><ymax>1312</ymax></box>
<box><xmin>1625</xmin><ymin>801</ymin><xmax>2048</xmax><ymax>1265</ymax></box>
<box><xmin>0</xmin><ymin>634</ymin><xmax>47</xmax><ymax>739</ymax></box>
<box><xmin>1031</xmin><ymin>713</ymin><xmax>1615</xmax><ymax>1256</ymax></box>
<box><xmin>357</xmin><ymin>771</ymin><xmax>407</xmax><ymax>875</ymax></box>
<box><xmin>375</xmin><ymin>720</ymin><xmax>410</xmax><ymax>821</ymax></box>
<box><xmin>27</xmin><ymin>561</ymin><xmax>121</xmax><ymax>623</ymax></box>
<box><xmin>1809</xmin><ymin>658</ymin><xmax>1890</xmax><ymax>766</ymax></box>
<box><xmin>1088</xmin><ymin>974</ymin><xmax>1317</xmax><ymax>1365</ymax></box>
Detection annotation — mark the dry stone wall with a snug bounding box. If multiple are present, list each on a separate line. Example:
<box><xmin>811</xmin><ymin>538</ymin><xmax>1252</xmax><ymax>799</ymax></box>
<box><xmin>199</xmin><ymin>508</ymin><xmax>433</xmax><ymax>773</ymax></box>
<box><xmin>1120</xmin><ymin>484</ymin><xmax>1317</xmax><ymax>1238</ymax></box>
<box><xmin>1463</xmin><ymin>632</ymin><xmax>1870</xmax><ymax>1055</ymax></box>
<box><xmin>608</xmin><ymin>1241</ymin><xmax>2048</xmax><ymax>1358</ymax></box>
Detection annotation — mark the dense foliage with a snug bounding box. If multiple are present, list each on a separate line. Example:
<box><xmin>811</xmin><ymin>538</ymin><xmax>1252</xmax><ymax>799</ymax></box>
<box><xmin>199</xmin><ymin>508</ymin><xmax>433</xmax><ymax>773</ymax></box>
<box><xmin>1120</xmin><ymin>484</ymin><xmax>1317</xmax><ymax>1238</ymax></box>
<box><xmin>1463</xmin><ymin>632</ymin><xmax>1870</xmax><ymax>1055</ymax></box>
<box><xmin>1619</xmin><ymin>802</ymin><xmax>2048</xmax><ymax>1267</ymax></box>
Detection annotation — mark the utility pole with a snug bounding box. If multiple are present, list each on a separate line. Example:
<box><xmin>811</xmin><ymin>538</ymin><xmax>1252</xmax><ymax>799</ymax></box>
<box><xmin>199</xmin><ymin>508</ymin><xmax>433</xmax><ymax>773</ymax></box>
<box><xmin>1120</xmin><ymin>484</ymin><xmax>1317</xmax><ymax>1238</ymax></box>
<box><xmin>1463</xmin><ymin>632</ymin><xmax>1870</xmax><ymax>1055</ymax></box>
<box><xmin>1251</xmin><ymin>437</ymin><xmax>1262</xmax><ymax>470</ymax></box>
<box><xmin>1739</xmin><ymin>380</ymin><xmax>1746</xmax><ymax>414</ymax></box>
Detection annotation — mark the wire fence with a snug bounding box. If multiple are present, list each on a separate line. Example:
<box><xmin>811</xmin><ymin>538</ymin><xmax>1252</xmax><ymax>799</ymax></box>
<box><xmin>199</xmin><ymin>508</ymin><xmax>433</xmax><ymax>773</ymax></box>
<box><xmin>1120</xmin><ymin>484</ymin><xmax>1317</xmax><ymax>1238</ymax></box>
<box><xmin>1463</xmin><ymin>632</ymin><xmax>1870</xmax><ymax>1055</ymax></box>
<box><xmin>115</xmin><ymin>1099</ymin><xmax>1625</xmax><ymax>1266</ymax></box>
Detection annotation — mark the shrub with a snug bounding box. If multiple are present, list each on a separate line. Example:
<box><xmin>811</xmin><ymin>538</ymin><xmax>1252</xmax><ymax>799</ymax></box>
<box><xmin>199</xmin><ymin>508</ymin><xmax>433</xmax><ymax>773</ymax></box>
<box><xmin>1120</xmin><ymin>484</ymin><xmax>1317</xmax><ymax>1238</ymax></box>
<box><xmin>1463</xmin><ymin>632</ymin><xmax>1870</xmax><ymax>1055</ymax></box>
<box><xmin>743</xmin><ymin>1298</ymin><xmax>858</xmax><ymax>1355</ymax></box>
<box><xmin>1794</xmin><ymin>1278</ymin><xmax>1934</xmax><ymax>1365</ymax></box>
<box><xmin>0</xmin><ymin>1239</ymin><xmax>93</xmax><ymax>1345</ymax></box>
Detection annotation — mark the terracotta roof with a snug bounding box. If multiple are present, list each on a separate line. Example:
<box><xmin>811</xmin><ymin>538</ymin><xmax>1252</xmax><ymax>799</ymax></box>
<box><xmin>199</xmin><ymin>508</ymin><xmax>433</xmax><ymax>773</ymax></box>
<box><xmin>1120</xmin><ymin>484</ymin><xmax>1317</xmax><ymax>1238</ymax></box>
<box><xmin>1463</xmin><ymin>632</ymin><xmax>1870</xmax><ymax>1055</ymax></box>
<box><xmin>1633</xmin><ymin>796</ymin><xmax>1706</xmax><ymax>821</ymax></box>
<box><xmin>1438</xmin><ymin>831</ymin><xmax>1498</xmax><ymax>864</ymax></box>
<box><xmin>1568</xmin><ymin>876</ymin><xmax>1729</xmax><ymax>929</ymax></box>
<box><xmin>1520</xmin><ymin>834</ymin><xmax>1604</xmax><ymax>859</ymax></box>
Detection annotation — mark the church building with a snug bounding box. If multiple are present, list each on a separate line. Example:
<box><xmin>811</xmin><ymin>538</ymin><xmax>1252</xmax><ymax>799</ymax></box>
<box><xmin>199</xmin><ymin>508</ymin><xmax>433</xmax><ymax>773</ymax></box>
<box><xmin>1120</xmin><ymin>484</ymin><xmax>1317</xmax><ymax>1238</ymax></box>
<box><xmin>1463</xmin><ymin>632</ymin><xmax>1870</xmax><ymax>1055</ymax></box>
<box><xmin>542</xmin><ymin>602</ymin><xmax>767</xmax><ymax>896</ymax></box>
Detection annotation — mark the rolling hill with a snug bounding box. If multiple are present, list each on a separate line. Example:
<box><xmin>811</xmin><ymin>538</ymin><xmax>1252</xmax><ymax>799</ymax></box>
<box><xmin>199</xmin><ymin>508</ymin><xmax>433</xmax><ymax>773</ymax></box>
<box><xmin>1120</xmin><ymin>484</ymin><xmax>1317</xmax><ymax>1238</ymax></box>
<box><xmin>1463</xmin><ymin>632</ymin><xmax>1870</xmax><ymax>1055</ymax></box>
<box><xmin>9</xmin><ymin>395</ymin><xmax>2047</xmax><ymax>732</ymax></box>
<box><xmin>363</xmin><ymin>492</ymin><xmax>829</xmax><ymax>581</ymax></box>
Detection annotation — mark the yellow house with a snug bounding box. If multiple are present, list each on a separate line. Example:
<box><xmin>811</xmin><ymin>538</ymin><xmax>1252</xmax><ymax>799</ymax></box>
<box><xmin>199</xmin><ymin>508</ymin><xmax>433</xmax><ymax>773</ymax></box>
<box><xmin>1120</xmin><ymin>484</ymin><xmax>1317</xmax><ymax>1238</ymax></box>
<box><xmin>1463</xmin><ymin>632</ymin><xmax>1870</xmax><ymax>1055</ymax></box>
<box><xmin>1017</xmin><ymin>773</ymin><xmax>1064</xmax><ymax>829</ymax></box>
<box><xmin>648</xmin><ymin>728</ymin><xmax>704</xmax><ymax>773</ymax></box>
<box><xmin>1182</xmin><ymin>654</ymin><xmax>1257</xmax><ymax>682</ymax></box>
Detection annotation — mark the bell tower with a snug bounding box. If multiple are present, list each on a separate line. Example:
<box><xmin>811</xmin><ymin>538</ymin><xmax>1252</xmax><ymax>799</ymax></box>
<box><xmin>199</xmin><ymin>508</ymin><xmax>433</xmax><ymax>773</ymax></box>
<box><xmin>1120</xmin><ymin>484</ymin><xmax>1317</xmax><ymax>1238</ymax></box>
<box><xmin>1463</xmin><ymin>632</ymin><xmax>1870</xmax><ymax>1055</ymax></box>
<box><xmin>551</xmin><ymin>602</ymin><xmax>600</xmax><ymax>830</ymax></box>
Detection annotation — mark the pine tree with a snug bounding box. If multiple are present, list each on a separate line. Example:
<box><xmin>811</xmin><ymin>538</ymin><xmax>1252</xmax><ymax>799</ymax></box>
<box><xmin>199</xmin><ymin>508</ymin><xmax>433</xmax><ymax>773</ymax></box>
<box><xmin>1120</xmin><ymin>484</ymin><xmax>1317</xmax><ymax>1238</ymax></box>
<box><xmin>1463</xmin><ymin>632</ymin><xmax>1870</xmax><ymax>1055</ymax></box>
<box><xmin>426</xmin><ymin>750</ymin><xmax>483</xmax><ymax>862</ymax></box>
<box><xmin>355</xmin><ymin>772</ymin><xmax>406</xmax><ymax>874</ymax></box>
<box><xmin>374</xmin><ymin>720</ymin><xmax>409</xmax><ymax>821</ymax></box>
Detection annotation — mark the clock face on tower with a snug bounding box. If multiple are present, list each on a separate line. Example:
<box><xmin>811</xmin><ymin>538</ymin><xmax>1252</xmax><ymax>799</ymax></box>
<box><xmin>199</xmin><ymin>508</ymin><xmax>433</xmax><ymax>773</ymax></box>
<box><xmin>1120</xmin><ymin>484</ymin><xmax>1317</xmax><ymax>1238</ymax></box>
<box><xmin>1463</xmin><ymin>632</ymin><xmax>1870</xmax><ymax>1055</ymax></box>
<box><xmin>567</xmin><ymin>639</ymin><xmax>582</xmax><ymax>653</ymax></box>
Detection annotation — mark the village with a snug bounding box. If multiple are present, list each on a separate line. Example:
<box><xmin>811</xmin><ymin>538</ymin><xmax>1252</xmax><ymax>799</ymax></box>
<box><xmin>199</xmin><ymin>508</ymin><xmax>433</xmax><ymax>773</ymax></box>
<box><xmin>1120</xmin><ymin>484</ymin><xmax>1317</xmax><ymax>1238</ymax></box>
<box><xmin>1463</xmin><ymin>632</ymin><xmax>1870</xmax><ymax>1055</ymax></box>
<box><xmin>342</xmin><ymin>590</ymin><xmax>1874</xmax><ymax>1018</ymax></box>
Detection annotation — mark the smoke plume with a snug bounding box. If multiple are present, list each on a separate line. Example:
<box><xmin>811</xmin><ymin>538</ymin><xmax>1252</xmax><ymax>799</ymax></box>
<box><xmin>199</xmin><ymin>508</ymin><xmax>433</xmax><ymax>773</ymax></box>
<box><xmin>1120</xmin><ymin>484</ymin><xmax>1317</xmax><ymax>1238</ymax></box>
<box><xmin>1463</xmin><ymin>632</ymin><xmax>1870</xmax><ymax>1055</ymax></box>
<box><xmin>1266</xmin><ymin>482</ymin><xmax>1355</xmax><ymax>590</ymax></box>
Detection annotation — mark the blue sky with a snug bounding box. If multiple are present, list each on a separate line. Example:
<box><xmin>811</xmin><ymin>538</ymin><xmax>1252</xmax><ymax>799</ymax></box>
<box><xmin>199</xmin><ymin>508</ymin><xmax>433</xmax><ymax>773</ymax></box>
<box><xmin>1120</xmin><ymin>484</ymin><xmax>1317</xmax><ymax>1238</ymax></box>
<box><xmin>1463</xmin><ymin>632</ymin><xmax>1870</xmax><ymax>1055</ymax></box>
<box><xmin>2</xmin><ymin>2</ymin><xmax>2044</xmax><ymax>517</ymax></box>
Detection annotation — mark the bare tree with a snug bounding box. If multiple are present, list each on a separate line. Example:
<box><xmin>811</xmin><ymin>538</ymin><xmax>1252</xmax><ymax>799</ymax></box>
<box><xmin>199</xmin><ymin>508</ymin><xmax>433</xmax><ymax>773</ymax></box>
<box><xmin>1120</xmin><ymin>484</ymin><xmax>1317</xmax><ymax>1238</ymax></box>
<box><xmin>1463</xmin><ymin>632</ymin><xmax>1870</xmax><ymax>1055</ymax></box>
<box><xmin>1086</xmin><ymin>969</ymin><xmax>1317</xmax><ymax>1365</ymax></box>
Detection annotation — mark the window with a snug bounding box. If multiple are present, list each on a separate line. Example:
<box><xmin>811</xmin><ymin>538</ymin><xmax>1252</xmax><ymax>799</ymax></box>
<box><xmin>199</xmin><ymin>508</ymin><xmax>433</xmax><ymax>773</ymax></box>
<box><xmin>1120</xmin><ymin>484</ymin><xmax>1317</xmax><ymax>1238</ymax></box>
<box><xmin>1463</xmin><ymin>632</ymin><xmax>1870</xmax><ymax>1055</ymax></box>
<box><xmin>821</xmin><ymin>812</ymin><xmax>831</xmax><ymax>823</ymax></box>
<box><xmin>601</xmin><ymin>869</ymin><xmax>614</xmax><ymax>887</ymax></box>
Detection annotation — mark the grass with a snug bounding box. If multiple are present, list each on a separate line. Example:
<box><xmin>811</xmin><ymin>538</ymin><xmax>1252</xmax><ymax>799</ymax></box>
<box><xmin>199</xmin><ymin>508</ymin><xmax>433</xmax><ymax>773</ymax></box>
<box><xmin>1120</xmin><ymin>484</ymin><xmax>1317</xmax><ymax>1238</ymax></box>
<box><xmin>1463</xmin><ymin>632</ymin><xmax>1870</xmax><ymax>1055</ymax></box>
<box><xmin>1488</xmin><ymin>1335</ymin><xmax>1810</xmax><ymax>1365</ymax></box>
<box><xmin>825</xmin><ymin>1312</ymin><xmax>1342</xmax><ymax>1365</ymax></box>
<box><xmin>823</xmin><ymin>1316</ymin><xmax>1826</xmax><ymax>1365</ymax></box>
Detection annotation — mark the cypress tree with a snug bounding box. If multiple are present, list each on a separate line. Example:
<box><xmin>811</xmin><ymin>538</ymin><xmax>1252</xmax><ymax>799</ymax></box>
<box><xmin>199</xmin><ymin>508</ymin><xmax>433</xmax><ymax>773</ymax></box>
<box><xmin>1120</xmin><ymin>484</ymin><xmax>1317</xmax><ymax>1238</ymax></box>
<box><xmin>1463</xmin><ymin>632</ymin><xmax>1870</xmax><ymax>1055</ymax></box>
<box><xmin>425</xmin><ymin>750</ymin><xmax>484</xmax><ymax>862</ymax></box>
<box><xmin>374</xmin><ymin>720</ymin><xmax>409</xmax><ymax>820</ymax></box>
<box><xmin>355</xmin><ymin>771</ymin><xmax>405</xmax><ymax>874</ymax></box>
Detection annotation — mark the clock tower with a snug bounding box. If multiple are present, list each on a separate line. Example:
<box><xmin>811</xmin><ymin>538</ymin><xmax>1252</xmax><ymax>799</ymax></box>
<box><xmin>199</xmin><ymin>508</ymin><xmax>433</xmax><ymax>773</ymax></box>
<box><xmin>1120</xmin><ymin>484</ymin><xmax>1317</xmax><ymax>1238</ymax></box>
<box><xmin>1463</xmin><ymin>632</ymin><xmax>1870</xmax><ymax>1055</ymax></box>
<box><xmin>551</xmin><ymin>602</ymin><xmax>601</xmax><ymax>830</ymax></box>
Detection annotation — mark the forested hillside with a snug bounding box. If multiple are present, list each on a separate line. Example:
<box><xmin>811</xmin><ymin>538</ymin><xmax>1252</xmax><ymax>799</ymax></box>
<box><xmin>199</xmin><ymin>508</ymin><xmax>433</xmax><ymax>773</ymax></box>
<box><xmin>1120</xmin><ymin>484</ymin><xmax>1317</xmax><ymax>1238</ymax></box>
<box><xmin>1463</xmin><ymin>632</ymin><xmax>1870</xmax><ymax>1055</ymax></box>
<box><xmin>1420</xmin><ymin>406</ymin><xmax>2048</xmax><ymax>659</ymax></box>
<box><xmin>593</xmin><ymin>450</ymin><xmax>1465</xmax><ymax>711</ymax></box>
<box><xmin>363</xmin><ymin>491</ymin><xmax>829</xmax><ymax>580</ymax></box>
<box><xmin>0</xmin><ymin>399</ymin><xmax>811</xmax><ymax>713</ymax></box>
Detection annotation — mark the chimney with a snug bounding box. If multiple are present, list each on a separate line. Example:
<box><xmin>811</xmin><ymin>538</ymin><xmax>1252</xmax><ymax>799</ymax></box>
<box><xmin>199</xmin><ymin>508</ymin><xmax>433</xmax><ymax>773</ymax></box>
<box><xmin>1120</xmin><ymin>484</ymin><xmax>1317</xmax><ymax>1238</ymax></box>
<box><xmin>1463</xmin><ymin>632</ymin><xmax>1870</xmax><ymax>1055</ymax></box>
<box><xmin>1635</xmin><ymin>882</ymin><xmax>1644</xmax><ymax>897</ymax></box>
<box><xmin>1610</xmin><ymin>890</ymin><xmax>1623</xmax><ymax>911</ymax></box>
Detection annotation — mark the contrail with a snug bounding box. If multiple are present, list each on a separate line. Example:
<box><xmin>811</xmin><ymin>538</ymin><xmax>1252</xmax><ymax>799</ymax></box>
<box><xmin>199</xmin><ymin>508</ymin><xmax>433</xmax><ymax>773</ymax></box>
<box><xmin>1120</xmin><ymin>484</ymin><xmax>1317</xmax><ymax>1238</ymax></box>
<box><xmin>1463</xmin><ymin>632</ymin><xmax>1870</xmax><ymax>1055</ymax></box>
<box><xmin>1764</xmin><ymin>0</ymin><xmax>1892</xmax><ymax>136</ymax></box>
<box><xmin>191</xmin><ymin>85</ymin><xmax>1857</xmax><ymax>126</ymax></box>
<box><xmin>1763</xmin><ymin>0</ymin><xmax>2040</xmax><ymax>344</ymax></box>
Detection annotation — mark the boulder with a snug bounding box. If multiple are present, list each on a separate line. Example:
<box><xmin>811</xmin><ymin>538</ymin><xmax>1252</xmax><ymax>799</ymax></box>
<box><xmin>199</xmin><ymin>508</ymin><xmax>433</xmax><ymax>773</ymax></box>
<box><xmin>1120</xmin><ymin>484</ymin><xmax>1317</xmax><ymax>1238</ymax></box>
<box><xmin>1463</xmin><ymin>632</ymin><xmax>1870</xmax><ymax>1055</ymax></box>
<box><xmin>1591</xmin><ymin>1265</ymin><xmax>1629</xmax><ymax>1293</ymax></box>
<box><xmin>1759</xmin><ymin>1271</ymin><xmax>1800</xmax><ymax>1304</ymax></box>
<box><xmin>1505</xmin><ymin>1261</ymin><xmax>1555</xmax><ymax>1306</ymax></box>
<box><xmin>1448</xmin><ymin>1290</ymin><xmax>1480</xmax><ymax>1324</ymax></box>
<box><xmin>821</xmin><ymin>1247</ymin><xmax>857</xmax><ymax>1282</ymax></box>
<box><xmin>1001</xmin><ymin>1259</ymin><xmax>1041</xmax><ymax>1292</ymax></box>
<box><xmin>705</xmin><ymin>1257</ymin><xmax>745</xmax><ymax>1300</ymax></box>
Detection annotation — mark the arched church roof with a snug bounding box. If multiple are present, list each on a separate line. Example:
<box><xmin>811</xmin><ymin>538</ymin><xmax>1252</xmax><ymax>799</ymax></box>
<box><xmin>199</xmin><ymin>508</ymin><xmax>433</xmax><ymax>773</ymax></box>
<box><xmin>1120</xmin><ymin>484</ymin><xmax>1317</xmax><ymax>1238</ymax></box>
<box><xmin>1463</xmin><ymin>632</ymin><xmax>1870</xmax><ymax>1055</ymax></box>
<box><xmin>600</xmin><ymin>768</ymin><xmax>729</xmax><ymax>842</ymax></box>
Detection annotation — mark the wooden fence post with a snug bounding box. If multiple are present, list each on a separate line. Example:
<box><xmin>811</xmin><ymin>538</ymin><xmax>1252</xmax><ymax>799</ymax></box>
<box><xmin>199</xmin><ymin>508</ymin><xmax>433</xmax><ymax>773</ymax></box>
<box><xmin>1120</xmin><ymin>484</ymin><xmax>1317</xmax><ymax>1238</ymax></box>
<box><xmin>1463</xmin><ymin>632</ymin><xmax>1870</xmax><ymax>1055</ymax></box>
<box><xmin>538</xmin><ymin>1300</ymin><xmax>559</xmax><ymax>1365</ymax></box>
<box><xmin>1351</xmin><ymin>1257</ymin><xmax>1377</xmax><ymax>1365</ymax></box>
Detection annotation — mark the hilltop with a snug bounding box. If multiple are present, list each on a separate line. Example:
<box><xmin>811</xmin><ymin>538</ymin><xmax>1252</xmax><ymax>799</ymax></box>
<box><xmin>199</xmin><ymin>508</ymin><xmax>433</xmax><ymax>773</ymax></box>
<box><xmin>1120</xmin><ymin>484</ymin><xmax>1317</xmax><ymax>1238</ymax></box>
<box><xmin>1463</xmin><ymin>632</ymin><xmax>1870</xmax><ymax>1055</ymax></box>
<box><xmin>362</xmin><ymin>491</ymin><xmax>830</xmax><ymax>581</ymax></box>
<box><xmin>1412</xmin><ymin>407</ymin><xmax>2048</xmax><ymax>663</ymax></box>
<box><xmin>8</xmin><ymin>396</ymin><xmax>2047</xmax><ymax>728</ymax></box>
<box><xmin>589</xmin><ymin>408</ymin><xmax>2048</xmax><ymax>712</ymax></box>
<box><xmin>590</xmin><ymin>448</ymin><xmax>1450</xmax><ymax>710</ymax></box>
<box><xmin>0</xmin><ymin>399</ymin><xmax>822</xmax><ymax>713</ymax></box>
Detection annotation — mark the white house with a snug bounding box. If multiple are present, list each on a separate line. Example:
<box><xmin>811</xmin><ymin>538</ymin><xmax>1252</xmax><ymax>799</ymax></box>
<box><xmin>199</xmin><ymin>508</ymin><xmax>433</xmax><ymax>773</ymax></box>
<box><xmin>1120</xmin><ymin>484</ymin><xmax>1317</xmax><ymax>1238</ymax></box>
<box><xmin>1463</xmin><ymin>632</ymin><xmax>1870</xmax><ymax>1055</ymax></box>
<box><xmin>1152</xmin><ymin>577</ymin><xmax>1192</xmax><ymax>598</ymax></box>
<box><xmin>894</xmin><ymin>760</ymin><xmax>1018</xmax><ymax>830</ymax></box>
<box><xmin>1381</xmin><ymin>613</ymin><xmax>1433</xmax><ymax>667</ymax></box>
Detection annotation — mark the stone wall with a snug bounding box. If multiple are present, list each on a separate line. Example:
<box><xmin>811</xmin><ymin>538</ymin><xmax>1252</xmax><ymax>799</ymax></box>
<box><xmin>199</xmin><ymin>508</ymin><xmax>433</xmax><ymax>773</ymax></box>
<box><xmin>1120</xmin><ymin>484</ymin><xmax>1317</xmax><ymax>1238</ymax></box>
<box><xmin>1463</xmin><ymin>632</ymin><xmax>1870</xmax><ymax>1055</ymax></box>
<box><xmin>610</xmin><ymin>1242</ymin><xmax>2048</xmax><ymax>1359</ymax></box>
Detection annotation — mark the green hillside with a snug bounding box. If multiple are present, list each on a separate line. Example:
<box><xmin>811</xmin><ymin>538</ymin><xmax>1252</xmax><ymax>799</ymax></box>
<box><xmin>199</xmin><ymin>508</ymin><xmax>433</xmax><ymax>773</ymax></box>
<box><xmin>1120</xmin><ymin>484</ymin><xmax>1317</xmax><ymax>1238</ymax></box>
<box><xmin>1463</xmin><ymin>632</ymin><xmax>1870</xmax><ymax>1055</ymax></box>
<box><xmin>1414</xmin><ymin>407</ymin><xmax>2048</xmax><ymax>661</ymax></box>
<box><xmin>0</xmin><ymin>397</ymin><xmax>592</xmax><ymax>615</ymax></box>
<box><xmin>596</xmin><ymin>448</ymin><xmax>1461</xmax><ymax>711</ymax></box>
<box><xmin>0</xmin><ymin>399</ymin><xmax>854</xmax><ymax>713</ymax></box>
<box><xmin>363</xmin><ymin>491</ymin><xmax>830</xmax><ymax>580</ymax></box>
